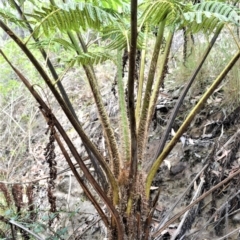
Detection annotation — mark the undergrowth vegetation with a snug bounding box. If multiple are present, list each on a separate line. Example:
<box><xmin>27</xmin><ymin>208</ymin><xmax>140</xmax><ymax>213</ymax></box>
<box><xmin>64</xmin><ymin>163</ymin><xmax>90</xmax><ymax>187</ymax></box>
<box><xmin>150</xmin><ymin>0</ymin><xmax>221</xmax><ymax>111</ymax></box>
<box><xmin>1</xmin><ymin>0</ymin><xmax>240</xmax><ymax>239</ymax></box>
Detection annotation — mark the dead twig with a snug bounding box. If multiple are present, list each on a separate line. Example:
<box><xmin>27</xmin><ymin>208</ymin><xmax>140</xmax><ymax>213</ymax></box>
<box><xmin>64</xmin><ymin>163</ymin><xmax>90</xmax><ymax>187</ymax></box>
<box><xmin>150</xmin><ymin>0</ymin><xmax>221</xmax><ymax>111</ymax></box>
<box><xmin>157</xmin><ymin>164</ymin><xmax>208</xmax><ymax>230</ymax></box>
<box><xmin>217</xmin><ymin>226</ymin><xmax>240</xmax><ymax>240</ymax></box>
<box><xmin>153</xmin><ymin>167</ymin><xmax>240</xmax><ymax>238</ymax></box>
<box><xmin>187</xmin><ymin>189</ymin><xmax>240</xmax><ymax>238</ymax></box>
<box><xmin>9</xmin><ymin>219</ymin><xmax>43</xmax><ymax>240</ymax></box>
<box><xmin>70</xmin><ymin>217</ymin><xmax>101</xmax><ymax>240</ymax></box>
<box><xmin>170</xmin><ymin>174</ymin><xmax>205</xmax><ymax>240</ymax></box>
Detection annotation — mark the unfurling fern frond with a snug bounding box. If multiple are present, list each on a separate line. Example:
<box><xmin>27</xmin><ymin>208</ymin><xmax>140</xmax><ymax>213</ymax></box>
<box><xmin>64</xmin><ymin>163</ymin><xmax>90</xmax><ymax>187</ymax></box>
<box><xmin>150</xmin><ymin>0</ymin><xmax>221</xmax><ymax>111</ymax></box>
<box><xmin>27</xmin><ymin>2</ymin><xmax>115</xmax><ymax>37</ymax></box>
<box><xmin>183</xmin><ymin>1</ymin><xmax>240</xmax><ymax>33</ymax></box>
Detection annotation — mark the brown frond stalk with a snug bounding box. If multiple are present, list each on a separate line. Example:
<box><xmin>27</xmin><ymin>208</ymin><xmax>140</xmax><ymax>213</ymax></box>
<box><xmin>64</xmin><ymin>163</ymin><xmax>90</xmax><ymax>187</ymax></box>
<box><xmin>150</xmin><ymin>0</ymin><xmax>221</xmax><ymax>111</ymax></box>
<box><xmin>43</xmin><ymin>114</ymin><xmax>58</xmax><ymax>225</ymax></box>
<box><xmin>12</xmin><ymin>184</ymin><xmax>23</xmax><ymax>213</ymax></box>
<box><xmin>126</xmin><ymin>0</ymin><xmax>138</xmax><ymax>215</ymax></box>
<box><xmin>67</xmin><ymin>30</ymin><xmax>121</xmax><ymax>177</ymax></box>
<box><xmin>26</xmin><ymin>184</ymin><xmax>35</xmax><ymax>220</ymax></box>
<box><xmin>0</xmin><ymin>183</ymin><xmax>11</xmax><ymax>207</ymax></box>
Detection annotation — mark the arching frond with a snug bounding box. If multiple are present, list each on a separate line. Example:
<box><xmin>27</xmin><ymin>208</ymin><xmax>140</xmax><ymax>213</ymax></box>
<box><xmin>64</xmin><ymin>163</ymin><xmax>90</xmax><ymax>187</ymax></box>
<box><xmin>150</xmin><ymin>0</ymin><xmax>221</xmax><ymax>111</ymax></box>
<box><xmin>90</xmin><ymin>0</ymin><xmax>129</xmax><ymax>12</ymax></box>
<box><xmin>0</xmin><ymin>9</ymin><xmax>26</xmax><ymax>27</ymax></box>
<box><xmin>103</xmin><ymin>22</ymin><xmax>145</xmax><ymax>51</ymax></box>
<box><xmin>29</xmin><ymin>38</ymin><xmax>112</xmax><ymax>64</ymax></box>
<box><xmin>27</xmin><ymin>2</ymin><xmax>115</xmax><ymax>37</ymax></box>
<box><xmin>28</xmin><ymin>37</ymin><xmax>75</xmax><ymax>52</ymax></box>
<box><xmin>8</xmin><ymin>0</ymin><xmax>35</xmax><ymax>7</ymax></box>
<box><xmin>70</xmin><ymin>46</ymin><xmax>114</xmax><ymax>66</ymax></box>
<box><xmin>52</xmin><ymin>38</ymin><xmax>75</xmax><ymax>51</ymax></box>
<box><xmin>139</xmin><ymin>0</ymin><xmax>186</xmax><ymax>26</ymax></box>
<box><xmin>183</xmin><ymin>1</ymin><xmax>240</xmax><ymax>33</ymax></box>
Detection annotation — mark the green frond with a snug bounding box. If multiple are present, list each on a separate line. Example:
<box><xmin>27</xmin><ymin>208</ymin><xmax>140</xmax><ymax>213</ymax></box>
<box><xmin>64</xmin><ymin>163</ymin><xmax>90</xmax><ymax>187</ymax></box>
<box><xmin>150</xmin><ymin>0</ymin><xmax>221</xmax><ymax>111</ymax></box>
<box><xmin>70</xmin><ymin>46</ymin><xmax>113</xmax><ymax>66</ymax></box>
<box><xmin>99</xmin><ymin>0</ymin><xmax>127</xmax><ymax>11</ymax></box>
<box><xmin>103</xmin><ymin>25</ymin><xmax>129</xmax><ymax>50</ymax></box>
<box><xmin>103</xmin><ymin>23</ymin><xmax>145</xmax><ymax>51</ymax></box>
<box><xmin>28</xmin><ymin>39</ymin><xmax>51</xmax><ymax>49</ymax></box>
<box><xmin>183</xmin><ymin>1</ymin><xmax>240</xmax><ymax>33</ymax></box>
<box><xmin>8</xmin><ymin>0</ymin><xmax>36</xmax><ymax>6</ymax></box>
<box><xmin>86</xmin><ymin>0</ymin><xmax>129</xmax><ymax>12</ymax></box>
<box><xmin>53</xmin><ymin>38</ymin><xmax>75</xmax><ymax>51</ymax></box>
<box><xmin>28</xmin><ymin>37</ymin><xmax>75</xmax><ymax>52</ymax></box>
<box><xmin>5</xmin><ymin>0</ymin><xmax>16</xmax><ymax>8</ymax></box>
<box><xmin>140</xmin><ymin>0</ymin><xmax>186</xmax><ymax>26</ymax></box>
<box><xmin>29</xmin><ymin>2</ymin><xmax>115</xmax><ymax>37</ymax></box>
<box><xmin>0</xmin><ymin>9</ymin><xmax>25</xmax><ymax>28</ymax></box>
